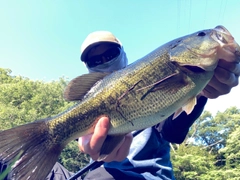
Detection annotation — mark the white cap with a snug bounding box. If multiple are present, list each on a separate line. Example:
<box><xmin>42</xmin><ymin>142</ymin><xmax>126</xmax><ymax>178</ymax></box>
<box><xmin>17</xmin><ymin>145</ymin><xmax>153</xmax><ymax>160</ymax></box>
<box><xmin>80</xmin><ymin>31</ymin><xmax>121</xmax><ymax>62</ymax></box>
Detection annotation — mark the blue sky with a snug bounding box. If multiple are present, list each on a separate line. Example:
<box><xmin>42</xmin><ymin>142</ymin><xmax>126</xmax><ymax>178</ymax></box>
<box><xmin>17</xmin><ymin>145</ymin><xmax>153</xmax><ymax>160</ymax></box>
<box><xmin>1</xmin><ymin>0</ymin><xmax>240</xmax><ymax>114</ymax></box>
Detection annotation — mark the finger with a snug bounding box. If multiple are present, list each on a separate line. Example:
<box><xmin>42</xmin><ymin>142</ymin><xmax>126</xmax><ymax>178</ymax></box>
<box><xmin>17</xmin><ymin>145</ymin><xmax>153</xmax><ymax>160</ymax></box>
<box><xmin>214</xmin><ymin>65</ymin><xmax>239</xmax><ymax>87</ymax></box>
<box><xmin>104</xmin><ymin>133</ymin><xmax>133</xmax><ymax>162</ymax></box>
<box><xmin>113</xmin><ymin>133</ymin><xmax>133</xmax><ymax>161</ymax></box>
<box><xmin>78</xmin><ymin>134</ymin><xmax>92</xmax><ymax>152</ymax></box>
<box><xmin>201</xmin><ymin>83</ymin><xmax>226</xmax><ymax>99</ymax></box>
<box><xmin>80</xmin><ymin>116</ymin><xmax>110</xmax><ymax>158</ymax></box>
<box><xmin>201</xmin><ymin>85</ymin><xmax>218</xmax><ymax>99</ymax></box>
<box><xmin>102</xmin><ymin>137</ymin><xmax>125</xmax><ymax>162</ymax></box>
<box><xmin>201</xmin><ymin>60</ymin><xmax>240</xmax><ymax>99</ymax></box>
<box><xmin>218</xmin><ymin>59</ymin><xmax>240</xmax><ymax>76</ymax></box>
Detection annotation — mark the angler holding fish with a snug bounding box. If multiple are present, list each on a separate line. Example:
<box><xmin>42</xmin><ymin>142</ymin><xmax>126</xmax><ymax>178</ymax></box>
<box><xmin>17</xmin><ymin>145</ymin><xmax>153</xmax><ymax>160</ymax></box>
<box><xmin>0</xmin><ymin>26</ymin><xmax>240</xmax><ymax>180</ymax></box>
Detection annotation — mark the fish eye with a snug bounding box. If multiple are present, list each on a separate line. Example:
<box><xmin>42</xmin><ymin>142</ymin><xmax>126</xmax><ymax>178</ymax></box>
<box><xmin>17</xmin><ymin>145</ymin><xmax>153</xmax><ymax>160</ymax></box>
<box><xmin>216</xmin><ymin>33</ymin><xmax>228</xmax><ymax>44</ymax></box>
<box><xmin>216</xmin><ymin>33</ymin><xmax>228</xmax><ymax>43</ymax></box>
<box><xmin>216</xmin><ymin>33</ymin><xmax>223</xmax><ymax>40</ymax></box>
<box><xmin>197</xmin><ymin>32</ymin><xmax>206</xmax><ymax>36</ymax></box>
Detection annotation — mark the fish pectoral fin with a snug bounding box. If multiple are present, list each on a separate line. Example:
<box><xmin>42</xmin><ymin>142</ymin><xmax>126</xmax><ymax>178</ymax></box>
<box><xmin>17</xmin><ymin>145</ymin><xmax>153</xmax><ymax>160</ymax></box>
<box><xmin>172</xmin><ymin>108</ymin><xmax>183</xmax><ymax>120</ymax></box>
<box><xmin>182</xmin><ymin>96</ymin><xmax>197</xmax><ymax>115</ymax></box>
<box><xmin>63</xmin><ymin>72</ymin><xmax>110</xmax><ymax>101</ymax></box>
<box><xmin>172</xmin><ymin>97</ymin><xmax>197</xmax><ymax>120</ymax></box>
<box><xmin>98</xmin><ymin>134</ymin><xmax>125</xmax><ymax>161</ymax></box>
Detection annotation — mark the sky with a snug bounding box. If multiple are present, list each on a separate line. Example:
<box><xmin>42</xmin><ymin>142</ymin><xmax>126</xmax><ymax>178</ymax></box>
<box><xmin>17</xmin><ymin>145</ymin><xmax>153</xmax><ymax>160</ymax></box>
<box><xmin>1</xmin><ymin>0</ymin><xmax>240</xmax><ymax>115</ymax></box>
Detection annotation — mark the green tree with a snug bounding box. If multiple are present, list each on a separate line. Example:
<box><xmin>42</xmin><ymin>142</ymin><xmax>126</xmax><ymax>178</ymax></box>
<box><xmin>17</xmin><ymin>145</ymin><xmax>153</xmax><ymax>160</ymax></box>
<box><xmin>0</xmin><ymin>68</ymin><xmax>72</xmax><ymax>129</ymax></box>
<box><xmin>188</xmin><ymin>111</ymin><xmax>225</xmax><ymax>152</ymax></box>
<box><xmin>59</xmin><ymin>141</ymin><xmax>90</xmax><ymax>173</ymax></box>
<box><xmin>172</xmin><ymin>144</ymin><xmax>216</xmax><ymax>180</ymax></box>
<box><xmin>217</xmin><ymin>126</ymin><xmax>240</xmax><ymax>179</ymax></box>
<box><xmin>172</xmin><ymin>107</ymin><xmax>240</xmax><ymax>180</ymax></box>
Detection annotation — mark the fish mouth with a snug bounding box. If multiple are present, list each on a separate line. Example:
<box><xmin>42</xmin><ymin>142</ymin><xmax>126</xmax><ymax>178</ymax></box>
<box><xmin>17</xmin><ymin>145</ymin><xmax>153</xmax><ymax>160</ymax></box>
<box><xmin>212</xmin><ymin>25</ymin><xmax>240</xmax><ymax>63</ymax></box>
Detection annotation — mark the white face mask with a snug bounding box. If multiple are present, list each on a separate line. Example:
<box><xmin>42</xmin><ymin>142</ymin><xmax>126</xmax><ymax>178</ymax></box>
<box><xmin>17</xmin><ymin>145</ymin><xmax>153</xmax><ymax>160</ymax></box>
<box><xmin>87</xmin><ymin>47</ymin><xmax>128</xmax><ymax>73</ymax></box>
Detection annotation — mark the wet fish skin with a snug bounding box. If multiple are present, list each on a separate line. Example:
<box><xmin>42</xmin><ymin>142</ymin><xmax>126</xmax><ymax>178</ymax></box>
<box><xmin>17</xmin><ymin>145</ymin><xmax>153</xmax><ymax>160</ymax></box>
<box><xmin>0</xmin><ymin>25</ymin><xmax>240</xmax><ymax>180</ymax></box>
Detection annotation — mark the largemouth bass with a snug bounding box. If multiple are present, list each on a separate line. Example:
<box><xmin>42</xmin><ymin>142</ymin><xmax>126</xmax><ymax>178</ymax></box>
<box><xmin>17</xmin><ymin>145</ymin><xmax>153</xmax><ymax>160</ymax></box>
<box><xmin>1</xmin><ymin>25</ymin><xmax>240</xmax><ymax>180</ymax></box>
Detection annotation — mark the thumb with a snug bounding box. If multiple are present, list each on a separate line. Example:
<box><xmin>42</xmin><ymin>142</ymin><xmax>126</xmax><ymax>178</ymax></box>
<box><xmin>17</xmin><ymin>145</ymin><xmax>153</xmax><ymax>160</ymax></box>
<box><xmin>78</xmin><ymin>134</ymin><xmax>93</xmax><ymax>152</ymax></box>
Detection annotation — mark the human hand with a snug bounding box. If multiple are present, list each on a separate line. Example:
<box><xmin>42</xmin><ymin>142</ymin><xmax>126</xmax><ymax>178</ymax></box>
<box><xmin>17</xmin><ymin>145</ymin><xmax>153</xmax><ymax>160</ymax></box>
<box><xmin>201</xmin><ymin>59</ymin><xmax>240</xmax><ymax>99</ymax></box>
<box><xmin>78</xmin><ymin>116</ymin><xmax>133</xmax><ymax>162</ymax></box>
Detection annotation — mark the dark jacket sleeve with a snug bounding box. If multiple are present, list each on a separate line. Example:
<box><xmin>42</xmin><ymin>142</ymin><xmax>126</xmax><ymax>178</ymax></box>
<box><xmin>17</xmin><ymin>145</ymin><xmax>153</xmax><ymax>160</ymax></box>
<box><xmin>161</xmin><ymin>96</ymin><xmax>207</xmax><ymax>144</ymax></box>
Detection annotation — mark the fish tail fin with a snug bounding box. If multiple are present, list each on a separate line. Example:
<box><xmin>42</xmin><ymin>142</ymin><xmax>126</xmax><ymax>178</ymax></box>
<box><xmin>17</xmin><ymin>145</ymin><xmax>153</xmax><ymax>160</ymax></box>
<box><xmin>0</xmin><ymin>120</ymin><xmax>63</xmax><ymax>180</ymax></box>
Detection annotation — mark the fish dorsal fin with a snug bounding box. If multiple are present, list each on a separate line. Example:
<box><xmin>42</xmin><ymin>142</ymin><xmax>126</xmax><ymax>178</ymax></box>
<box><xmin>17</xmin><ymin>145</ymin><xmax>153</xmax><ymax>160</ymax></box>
<box><xmin>63</xmin><ymin>72</ymin><xmax>109</xmax><ymax>101</ymax></box>
<box><xmin>172</xmin><ymin>97</ymin><xmax>197</xmax><ymax>120</ymax></box>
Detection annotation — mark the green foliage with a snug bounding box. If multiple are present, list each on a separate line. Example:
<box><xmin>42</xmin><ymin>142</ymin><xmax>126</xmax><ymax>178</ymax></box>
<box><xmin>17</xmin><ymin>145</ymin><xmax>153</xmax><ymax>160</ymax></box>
<box><xmin>220</xmin><ymin>125</ymin><xmax>240</xmax><ymax>170</ymax></box>
<box><xmin>172</xmin><ymin>145</ymin><xmax>215</xmax><ymax>180</ymax></box>
<box><xmin>0</xmin><ymin>68</ymin><xmax>72</xmax><ymax>130</ymax></box>
<box><xmin>58</xmin><ymin>141</ymin><xmax>90</xmax><ymax>173</ymax></box>
<box><xmin>0</xmin><ymin>68</ymin><xmax>14</xmax><ymax>83</ymax></box>
<box><xmin>172</xmin><ymin>106</ymin><xmax>240</xmax><ymax>180</ymax></box>
<box><xmin>188</xmin><ymin>111</ymin><xmax>225</xmax><ymax>152</ymax></box>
